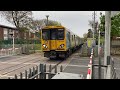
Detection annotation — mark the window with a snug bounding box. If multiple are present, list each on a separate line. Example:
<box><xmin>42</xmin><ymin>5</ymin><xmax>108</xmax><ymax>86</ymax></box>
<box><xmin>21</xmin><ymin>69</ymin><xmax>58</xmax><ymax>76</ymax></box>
<box><xmin>42</xmin><ymin>30</ymin><xmax>50</xmax><ymax>40</ymax></box>
<box><xmin>50</xmin><ymin>30</ymin><xmax>57</xmax><ymax>40</ymax></box>
<box><xmin>57</xmin><ymin>29</ymin><xmax>64</xmax><ymax>40</ymax></box>
<box><xmin>72</xmin><ymin>35</ymin><xmax>73</xmax><ymax>41</ymax></box>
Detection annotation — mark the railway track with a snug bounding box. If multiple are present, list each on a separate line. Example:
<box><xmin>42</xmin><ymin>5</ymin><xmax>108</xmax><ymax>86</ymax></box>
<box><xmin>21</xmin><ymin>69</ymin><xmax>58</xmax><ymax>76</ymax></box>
<box><xmin>0</xmin><ymin>48</ymin><xmax>82</xmax><ymax>79</ymax></box>
<box><xmin>0</xmin><ymin>56</ymin><xmax>42</xmax><ymax>72</ymax></box>
<box><xmin>1</xmin><ymin>59</ymin><xmax>42</xmax><ymax>75</ymax></box>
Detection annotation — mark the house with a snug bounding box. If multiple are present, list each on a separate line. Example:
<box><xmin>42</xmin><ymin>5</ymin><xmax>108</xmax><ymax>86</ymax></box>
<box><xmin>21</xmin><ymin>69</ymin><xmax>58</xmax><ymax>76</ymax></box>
<box><xmin>0</xmin><ymin>24</ymin><xmax>18</xmax><ymax>40</ymax></box>
<box><xmin>0</xmin><ymin>24</ymin><xmax>36</xmax><ymax>40</ymax></box>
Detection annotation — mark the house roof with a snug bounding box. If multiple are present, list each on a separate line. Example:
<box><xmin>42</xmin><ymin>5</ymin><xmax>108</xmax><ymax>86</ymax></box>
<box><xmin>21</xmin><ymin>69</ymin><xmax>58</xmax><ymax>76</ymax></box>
<box><xmin>0</xmin><ymin>24</ymin><xmax>17</xmax><ymax>30</ymax></box>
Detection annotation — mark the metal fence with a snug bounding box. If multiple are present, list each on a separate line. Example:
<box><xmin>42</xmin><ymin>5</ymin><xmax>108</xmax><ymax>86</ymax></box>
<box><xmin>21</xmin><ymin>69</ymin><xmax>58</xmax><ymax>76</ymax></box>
<box><xmin>0</xmin><ymin>47</ymin><xmax>22</xmax><ymax>58</ymax></box>
<box><xmin>105</xmin><ymin>57</ymin><xmax>118</xmax><ymax>79</ymax></box>
<box><xmin>0</xmin><ymin>39</ymin><xmax>41</xmax><ymax>57</ymax></box>
<box><xmin>8</xmin><ymin>64</ymin><xmax>63</xmax><ymax>79</ymax></box>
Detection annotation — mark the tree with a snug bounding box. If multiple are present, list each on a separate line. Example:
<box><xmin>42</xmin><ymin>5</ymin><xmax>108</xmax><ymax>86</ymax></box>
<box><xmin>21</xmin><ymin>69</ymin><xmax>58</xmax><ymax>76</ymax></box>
<box><xmin>99</xmin><ymin>12</ymin><xmax>120</xmax><ymax>38</ymax></box>
<box><xmin>83</xmin><ymin>33</ymin><xmax>87</xmax><ymax>41</ymax></box>
<box><xmin>43</xmin><ymin>19</ymin><xmax>62</xmax><ymax>26</ymax></box>
<box><xmin>88</xmin><ymin>20</ymin><xmax>98</xmax><ymax>34</ymax></box>
<box><xmin>0</xmin><ymin>11</ymin><xmax>33</xmax><ymax>31</ymax></box>
<box><xmin>87</xmin><ymin>29</ymin><xmax>93</xmax><ymax>38</ymax></box>
<box><xmin>28</xmin><ymin>19</ymin><xmax>62</xmax><ymax>39</ymax></box>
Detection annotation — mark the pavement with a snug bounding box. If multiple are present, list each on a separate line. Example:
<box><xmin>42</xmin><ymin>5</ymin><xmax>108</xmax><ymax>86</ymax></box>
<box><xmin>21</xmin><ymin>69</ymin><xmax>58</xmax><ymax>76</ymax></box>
<box><xmin>63</xmin><ymin>53</ymin><xmax>89</xmax><ymax>78</ymax></box>
<box><xmin>63</xmin><ymin>53</ymin><xmax>120</xmax><ymax>79</ymax></box>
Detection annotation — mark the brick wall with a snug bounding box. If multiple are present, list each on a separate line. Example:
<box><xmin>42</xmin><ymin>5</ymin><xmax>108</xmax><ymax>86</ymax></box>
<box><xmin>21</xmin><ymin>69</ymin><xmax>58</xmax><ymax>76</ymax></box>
<box><xmin>0</xmin><ymin>27</ymin><xmax>3</xmax><ymax>40</ymax></box>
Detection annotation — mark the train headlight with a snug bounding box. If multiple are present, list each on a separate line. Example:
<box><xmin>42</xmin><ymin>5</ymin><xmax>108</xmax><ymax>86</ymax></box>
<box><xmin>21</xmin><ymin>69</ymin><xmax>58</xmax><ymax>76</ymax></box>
<box><xmin>43</xmin><ymin>44</ymin><xmax>48</xmax><ymax>48</ymax></box>
<box><xmin>60</xmin><ymin>44</ymin><xmax>64</xmax><ymax>48</ymax></box>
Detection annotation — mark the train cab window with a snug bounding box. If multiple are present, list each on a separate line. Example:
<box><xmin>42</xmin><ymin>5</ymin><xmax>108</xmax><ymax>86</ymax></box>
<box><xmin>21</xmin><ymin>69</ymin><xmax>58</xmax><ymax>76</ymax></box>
<box><xmin>42</xmin><ymin>30</ymin><xmax>50</xmax><ymax>40</ymax></box>
<box><xmin>50</xmin><ymin>30</ymin><xmax>57</xmax><ymax>40</ymax></box>
<box><xmin>57</xmin><ymin>29</ymin><xmax>64</xmax><ymax>40</ymax></box>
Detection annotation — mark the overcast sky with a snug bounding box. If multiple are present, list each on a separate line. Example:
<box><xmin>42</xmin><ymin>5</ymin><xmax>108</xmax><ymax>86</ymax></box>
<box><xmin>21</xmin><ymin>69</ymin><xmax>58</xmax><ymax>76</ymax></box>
<box><xmin>0</xmin><ymin>11</ymin><xmax>105</xmax><ymax>37</ymax></box>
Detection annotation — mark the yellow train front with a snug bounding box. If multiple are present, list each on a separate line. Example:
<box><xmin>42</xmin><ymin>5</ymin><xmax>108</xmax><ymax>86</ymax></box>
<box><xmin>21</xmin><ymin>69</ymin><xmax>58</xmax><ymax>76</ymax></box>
<box><xmin>41</xmin><ymin>26</ymin><xmax>83</xmax><ymax>60</ymax></box>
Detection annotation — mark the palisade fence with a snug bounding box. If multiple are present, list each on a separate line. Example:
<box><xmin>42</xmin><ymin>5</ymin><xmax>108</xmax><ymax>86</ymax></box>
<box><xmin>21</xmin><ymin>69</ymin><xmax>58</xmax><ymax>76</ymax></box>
<box><xmin>8</xmin><ymin>64</ymin><xmax>63</xmax><ymax>79</ymax></box>
<box><xmin>0</xmin><ymin>39</ymin><xmax>41</xmax><ymax>57</ymax></box>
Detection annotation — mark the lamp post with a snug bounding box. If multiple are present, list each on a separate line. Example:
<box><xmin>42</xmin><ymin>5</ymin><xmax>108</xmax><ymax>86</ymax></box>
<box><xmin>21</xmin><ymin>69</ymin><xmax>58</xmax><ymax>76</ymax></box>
<box><xmin>104</xmin><ymin>11</ymin><xmax>111</xmax><ymax>78</ymax></box>
<box><xmin>46</xmin><ymin>15</ymin><xmax>49</xmax><ymax>26</ymax></box>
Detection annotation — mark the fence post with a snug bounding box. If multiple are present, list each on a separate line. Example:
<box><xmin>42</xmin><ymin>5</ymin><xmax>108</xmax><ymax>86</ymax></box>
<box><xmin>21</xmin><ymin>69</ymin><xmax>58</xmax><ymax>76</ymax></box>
<box><xmin>20</xmin><ymin>72</ymin><xmax>23</xmax><ymax>79</ymax></box>
<box><xmin>91</xmin><ymin>48</ymin><xmax>94</xmax><ymax>79</ymax></box>
<box><xmin>33</xmin><ymin>67</ymin><xmax>35</xmax><ymax>79</ymax></box>
<box><xmin>28</xmin><ymin>68</ymin><xmax>32</xmax><ymax>78</ymax></box>
<box><xmin>60</xmin><ymin>65</ymin><xmax>63</xmax><ymax>72</ymax></box>
<box><xmin>36</xmin><ymin>65</ymin><xmax>38</xmax><ymax>79</ymax></box>
<box><xmin>48</xmin><ymin>64</ymin><xmax>52</xmax><ymax>79</ymax></box>
<box><xmin>54</xmin><ymin>65</ymin><xmax>57</xmax><ymax>73</ymax></box>
<box><xmin>15</xmin><ymin>74</ymin><xmax>17</xmax><ymax>79</ymax></box>
<box><xmin>25</xmin><ymin>70</ymin><xmax>27</xmax><ymax>79</ymax></box>
<box><xmin>39</xmin><ymin>64</ymin><xmax>44</xmax><ymax>79</ymax></box>
<box><xmin>98</xmin><ymin>55</ymin><xmax>102</xmax><ymax>79</ymax></box>
<box><xmin>44</xmin><ymin>64</ymin><xmax>46</xmax><ymax>79</ymax></box>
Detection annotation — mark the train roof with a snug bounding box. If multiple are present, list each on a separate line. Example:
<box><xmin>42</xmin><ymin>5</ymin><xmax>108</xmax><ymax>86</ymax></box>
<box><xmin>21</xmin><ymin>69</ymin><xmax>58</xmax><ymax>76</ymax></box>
<box><xmin>42</xmin><ymin>26</ymin><xmax>80</xmax><ymax>38</ymax></box>
<box><xmin>42</xmin><ymin>26</ymin><xmax>65</xmax><ymax>29</ymax></box>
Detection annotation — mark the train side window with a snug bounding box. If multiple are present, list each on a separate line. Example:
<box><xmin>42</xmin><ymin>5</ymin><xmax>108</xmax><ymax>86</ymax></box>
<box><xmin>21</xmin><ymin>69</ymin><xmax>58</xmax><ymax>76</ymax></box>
<box><xmin>58</xmin><ymin>29</ymin><xmax>64</xmax><ymax>40</ymax></box>
<box><xmin>72</xmin><ymin>35</ymin><xmax>73</xmax><ymax>41</ymax></box>
<box><xmin>74</xmin><ymin>35</ymin><xmax>75</xmax><ymax>40</ymax></box>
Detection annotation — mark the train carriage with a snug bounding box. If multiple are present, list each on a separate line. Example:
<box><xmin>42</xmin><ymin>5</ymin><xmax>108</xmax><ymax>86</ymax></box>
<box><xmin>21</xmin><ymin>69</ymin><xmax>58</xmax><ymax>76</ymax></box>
<box><xmin>41</xmin><ymin>26</ymin><xmax>83</xmax><ymax>60</ymax></box>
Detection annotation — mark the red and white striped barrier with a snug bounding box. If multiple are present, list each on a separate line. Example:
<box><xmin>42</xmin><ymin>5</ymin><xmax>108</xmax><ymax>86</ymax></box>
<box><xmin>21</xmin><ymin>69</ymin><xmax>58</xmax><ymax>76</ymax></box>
<box><xmin>86</xmin><ymin>48</ymin><xmax>94</xmax><ymax>79</ymax></box>
<box><xmin>86</xmin><ymin>68</ymin><xmax>91</xmax><ymax>79</ymax></box>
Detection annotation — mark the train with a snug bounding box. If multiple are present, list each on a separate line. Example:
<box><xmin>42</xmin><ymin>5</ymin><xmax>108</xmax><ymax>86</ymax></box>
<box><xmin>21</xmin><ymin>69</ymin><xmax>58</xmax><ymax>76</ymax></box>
<box><xmin>41</xmin><ymin>26</ymin><xmax>84</xmax><ymax>59</ymax></box>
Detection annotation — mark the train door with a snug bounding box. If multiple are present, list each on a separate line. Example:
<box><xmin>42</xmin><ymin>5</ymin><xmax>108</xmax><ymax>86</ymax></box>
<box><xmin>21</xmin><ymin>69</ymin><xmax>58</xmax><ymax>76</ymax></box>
<box><xmin>50</xmin><ymin>30</ymin><xmax>57</xmax><ymax>50</ymax></box>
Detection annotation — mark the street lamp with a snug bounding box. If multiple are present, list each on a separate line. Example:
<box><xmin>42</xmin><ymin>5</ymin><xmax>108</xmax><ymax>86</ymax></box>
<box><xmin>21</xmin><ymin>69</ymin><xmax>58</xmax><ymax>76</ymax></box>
<box><xmin>46</xmin><ymin>15</ymin><xmax>49</xmax><ymax>26</ymax></box>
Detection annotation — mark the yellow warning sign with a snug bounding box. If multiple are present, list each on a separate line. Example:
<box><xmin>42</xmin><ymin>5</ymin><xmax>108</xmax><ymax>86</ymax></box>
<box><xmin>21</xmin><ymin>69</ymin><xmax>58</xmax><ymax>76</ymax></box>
<box><xmin>87</xmin><ymin>38</ymin><xmax>93</xmax><ymax>47</ymax></box>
